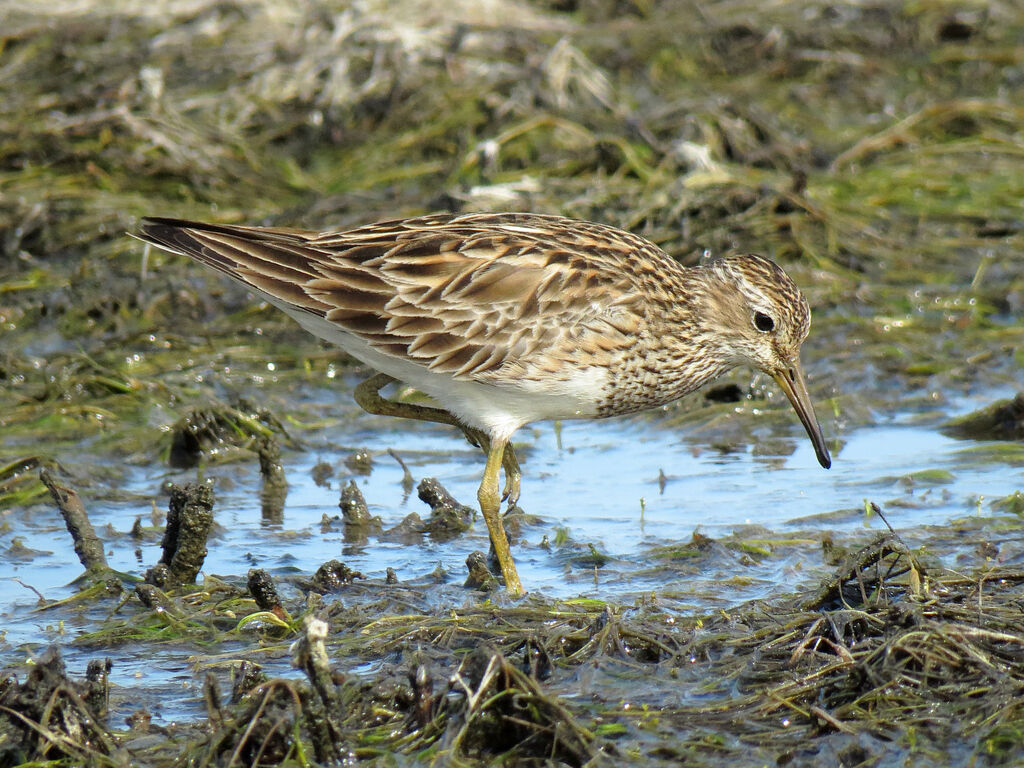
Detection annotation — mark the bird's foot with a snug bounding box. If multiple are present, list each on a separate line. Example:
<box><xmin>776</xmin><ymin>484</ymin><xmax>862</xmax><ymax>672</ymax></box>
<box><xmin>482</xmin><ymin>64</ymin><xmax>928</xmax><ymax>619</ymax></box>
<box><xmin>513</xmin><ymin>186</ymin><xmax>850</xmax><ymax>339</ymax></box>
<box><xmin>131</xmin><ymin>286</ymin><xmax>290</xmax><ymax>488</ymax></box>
<box><xmin>500</xmin><ymin>444</ymin><xmax>522</xmax><ymax>508</ymax></box>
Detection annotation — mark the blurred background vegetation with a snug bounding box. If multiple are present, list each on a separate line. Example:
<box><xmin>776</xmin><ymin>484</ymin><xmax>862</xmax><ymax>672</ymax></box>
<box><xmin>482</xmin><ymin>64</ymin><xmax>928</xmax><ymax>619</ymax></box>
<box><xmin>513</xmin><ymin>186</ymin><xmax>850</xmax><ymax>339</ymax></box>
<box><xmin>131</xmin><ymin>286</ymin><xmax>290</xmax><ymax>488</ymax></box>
<box><xmin>3</xmin><ymin>0</ymin><xmax>1022</xmax><ymax>427</ymax></box>
<box><xmin>1</xmin><ymin>0</ymin><xmax>1022</xmax><ymax>491</ymax></box>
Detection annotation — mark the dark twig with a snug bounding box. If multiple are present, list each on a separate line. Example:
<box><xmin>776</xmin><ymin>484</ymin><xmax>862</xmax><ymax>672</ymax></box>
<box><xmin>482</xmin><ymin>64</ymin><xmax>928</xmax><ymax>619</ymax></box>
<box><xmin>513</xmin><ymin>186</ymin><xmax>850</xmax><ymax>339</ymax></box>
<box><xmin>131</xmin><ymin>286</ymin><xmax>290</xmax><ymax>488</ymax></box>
<box><xmin>40</xmin><ymin>469</ymin><xmax>108</xmax><ymax>574</ymax></box>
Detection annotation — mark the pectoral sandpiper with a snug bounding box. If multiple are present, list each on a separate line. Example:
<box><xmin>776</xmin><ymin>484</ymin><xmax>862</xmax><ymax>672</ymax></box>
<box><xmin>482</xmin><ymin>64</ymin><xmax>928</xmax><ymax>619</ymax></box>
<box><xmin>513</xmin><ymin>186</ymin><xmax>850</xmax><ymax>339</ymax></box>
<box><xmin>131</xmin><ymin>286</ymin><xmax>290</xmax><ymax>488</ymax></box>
<box><xmin>137</xmin><ymin>212</ymin><xmax>831</xmax><ymax>596</ymax></box>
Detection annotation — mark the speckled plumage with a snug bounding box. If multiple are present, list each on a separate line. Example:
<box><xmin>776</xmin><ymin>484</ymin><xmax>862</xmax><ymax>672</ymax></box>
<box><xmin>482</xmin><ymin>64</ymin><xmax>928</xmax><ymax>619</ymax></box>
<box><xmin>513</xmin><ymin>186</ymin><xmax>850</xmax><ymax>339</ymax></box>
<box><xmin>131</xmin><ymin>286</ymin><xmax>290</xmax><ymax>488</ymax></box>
<box><xmin>137</xmin><ymin>211</ymin><xmax>831</xmax><ymax>595</ymax></box>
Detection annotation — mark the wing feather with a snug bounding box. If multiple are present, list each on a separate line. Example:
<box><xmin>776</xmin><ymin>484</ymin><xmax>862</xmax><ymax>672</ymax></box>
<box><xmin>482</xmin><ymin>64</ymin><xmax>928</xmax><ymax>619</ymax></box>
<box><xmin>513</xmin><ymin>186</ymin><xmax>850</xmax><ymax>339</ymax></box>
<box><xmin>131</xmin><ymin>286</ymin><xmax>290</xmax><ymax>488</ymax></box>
<box><xmin>136</xmin><ymin>213</ymin><xmax>657</xmax><ymax>381</ymax></box>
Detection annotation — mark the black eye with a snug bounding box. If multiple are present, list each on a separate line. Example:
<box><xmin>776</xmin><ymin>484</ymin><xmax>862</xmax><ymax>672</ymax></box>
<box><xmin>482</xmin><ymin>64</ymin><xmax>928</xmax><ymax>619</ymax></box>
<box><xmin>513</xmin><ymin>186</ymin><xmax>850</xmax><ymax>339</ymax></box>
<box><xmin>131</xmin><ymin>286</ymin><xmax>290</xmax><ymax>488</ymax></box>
<box><xmin>753</xmin><ymin>312</ymin><xmax>775</xmax><ymax>332</ymax></box>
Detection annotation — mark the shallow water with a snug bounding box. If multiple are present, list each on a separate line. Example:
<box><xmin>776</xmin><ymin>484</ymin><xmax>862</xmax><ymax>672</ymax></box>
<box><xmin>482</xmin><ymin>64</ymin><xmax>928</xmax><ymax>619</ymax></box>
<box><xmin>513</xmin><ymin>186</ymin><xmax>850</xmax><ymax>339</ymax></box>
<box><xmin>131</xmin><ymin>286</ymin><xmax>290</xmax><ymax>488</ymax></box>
<box><xmin>1</xmin><ymin>382</ymin><xmax>1019</xmax><ymax>727</ymax></box>
<box><xmin>2</xmin><ymin>388</ymin><xmax>1016</xmax><ymax>646</ymax></box>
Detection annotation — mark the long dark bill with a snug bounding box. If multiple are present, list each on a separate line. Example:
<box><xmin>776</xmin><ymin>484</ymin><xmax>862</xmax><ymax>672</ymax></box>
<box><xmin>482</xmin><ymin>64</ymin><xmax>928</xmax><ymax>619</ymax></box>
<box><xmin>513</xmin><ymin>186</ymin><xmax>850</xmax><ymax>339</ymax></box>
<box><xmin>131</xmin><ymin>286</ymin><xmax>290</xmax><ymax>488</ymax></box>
<box><xmin>772</xmin><ymin>359</ymin><xmax>832</xmax><ymax>469</ymax></box>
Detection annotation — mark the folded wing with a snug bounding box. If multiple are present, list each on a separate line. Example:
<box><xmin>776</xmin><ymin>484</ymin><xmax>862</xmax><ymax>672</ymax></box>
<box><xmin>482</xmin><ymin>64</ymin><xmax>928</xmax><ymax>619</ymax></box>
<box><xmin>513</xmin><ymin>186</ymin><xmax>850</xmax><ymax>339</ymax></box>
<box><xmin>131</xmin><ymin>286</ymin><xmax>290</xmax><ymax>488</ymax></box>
<box><xmin>137</xmin><ymin>213</ymin><xmax>647</xmax><ymax>382</ymax></box>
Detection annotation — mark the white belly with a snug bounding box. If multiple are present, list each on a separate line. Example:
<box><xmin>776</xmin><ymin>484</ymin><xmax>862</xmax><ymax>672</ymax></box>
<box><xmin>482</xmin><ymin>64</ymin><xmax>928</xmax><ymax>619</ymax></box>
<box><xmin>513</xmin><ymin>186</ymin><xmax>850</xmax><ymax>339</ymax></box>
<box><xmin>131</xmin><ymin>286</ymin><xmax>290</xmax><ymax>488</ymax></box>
<box><xmin>281</xmin><ymin>305</ymin><xmax>607</xmax><ymax>441</ymax></box>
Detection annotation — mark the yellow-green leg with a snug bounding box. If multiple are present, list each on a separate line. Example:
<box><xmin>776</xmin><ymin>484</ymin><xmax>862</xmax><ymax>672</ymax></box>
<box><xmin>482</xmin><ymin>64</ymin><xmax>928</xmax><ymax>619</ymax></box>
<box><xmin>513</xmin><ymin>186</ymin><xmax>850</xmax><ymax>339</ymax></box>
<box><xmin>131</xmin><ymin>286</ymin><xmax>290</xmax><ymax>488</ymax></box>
<box><xmin>354</xmin><ymin>373</ymin><xmax>462</xmax><ymax>430</ymax></box>
<box><xmin>477</xmin><ymin>434</ymin><xmax>523</xmax><ymax>597</ymax></box>
<box><xmin>355</xmin><ymin>374</ymin><xmax>521</xmax><ymax>504</ymax></box>
<box><xmin>353</xmin><ymin>373</ymin><xmax>524</xmax><ymax>594</ymax></box>
<box><xmin>501</xmin><ymin>446</ymin><xmax>521</xmax><ymax>506</ymax></box>
<box><xmin>462</xmin><ymin>427</ymin><xmax>521</xmax><ymax>507</ymax></box>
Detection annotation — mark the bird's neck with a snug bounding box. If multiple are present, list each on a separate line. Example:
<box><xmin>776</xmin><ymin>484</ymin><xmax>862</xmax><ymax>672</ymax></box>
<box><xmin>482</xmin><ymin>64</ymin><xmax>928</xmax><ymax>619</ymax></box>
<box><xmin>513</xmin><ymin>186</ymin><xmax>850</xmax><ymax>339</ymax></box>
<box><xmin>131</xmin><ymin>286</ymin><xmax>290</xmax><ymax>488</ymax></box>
<box><xmin>593</xmin><ymin>267</ymin><xmax>736</xmax><ymax>417</ymax></box>
<box><xmin>667</xmin><ymin>268</ymin><xmax>738</xmax><ymax>393</ymax></box>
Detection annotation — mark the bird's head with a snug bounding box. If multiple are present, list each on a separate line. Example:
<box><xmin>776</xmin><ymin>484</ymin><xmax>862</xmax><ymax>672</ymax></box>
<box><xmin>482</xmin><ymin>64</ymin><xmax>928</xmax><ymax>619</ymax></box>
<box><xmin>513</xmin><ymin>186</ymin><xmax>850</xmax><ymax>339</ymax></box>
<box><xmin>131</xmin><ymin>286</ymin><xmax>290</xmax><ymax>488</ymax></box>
<box><xmin>701</xmin><ymin>254</ymin><xmax>831</xmax><ymax>469</ymax></box>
